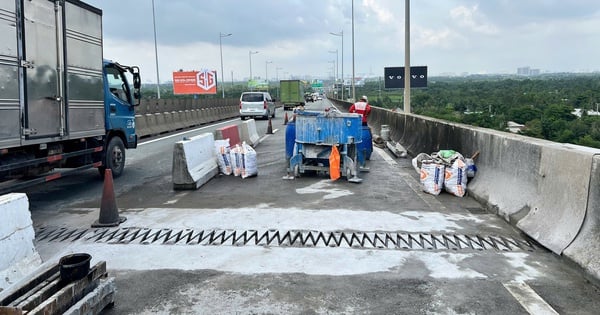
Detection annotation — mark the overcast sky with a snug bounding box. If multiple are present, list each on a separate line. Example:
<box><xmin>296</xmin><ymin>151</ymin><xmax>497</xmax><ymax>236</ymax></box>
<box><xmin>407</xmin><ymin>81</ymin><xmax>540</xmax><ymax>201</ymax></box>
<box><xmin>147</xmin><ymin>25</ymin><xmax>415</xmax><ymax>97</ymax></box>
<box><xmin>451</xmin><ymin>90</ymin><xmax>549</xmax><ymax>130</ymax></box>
<box><xmin>85</xmin><ymin>0</ymin><xmax>600</xmax><ymax>83</ymax></box>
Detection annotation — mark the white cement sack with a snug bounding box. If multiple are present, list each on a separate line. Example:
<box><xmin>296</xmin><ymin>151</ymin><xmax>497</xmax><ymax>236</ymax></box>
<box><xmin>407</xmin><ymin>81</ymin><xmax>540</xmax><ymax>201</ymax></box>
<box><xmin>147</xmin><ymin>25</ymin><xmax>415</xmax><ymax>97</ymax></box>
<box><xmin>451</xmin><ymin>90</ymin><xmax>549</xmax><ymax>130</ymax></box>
<box><xmin>444</xmin><ymin>158</ymin><xmax>468</xmax><ymax>197</ymax></box>
<box><xmin>230</xmin><ymin>144</ymin><xmax>243</xmax><ymax>176</ymax></box>
<box><xmin>215</xmin><ymin>139</ymin><xmax>232</xmax><ymax>175</ymax></box>
<box><xmin>241</xmin><ymin>142</ymin><xmax>258</xmax><ymax>178</ymax></box>
<box><xmin>420</xmin><ymin>162</ymin><xmax>445</xmax><ymax>195</ymax></box>
<box><xmin>412</xmin><ymin>153</ymin><xmax>432</xmax><ymax>174</ymax></box>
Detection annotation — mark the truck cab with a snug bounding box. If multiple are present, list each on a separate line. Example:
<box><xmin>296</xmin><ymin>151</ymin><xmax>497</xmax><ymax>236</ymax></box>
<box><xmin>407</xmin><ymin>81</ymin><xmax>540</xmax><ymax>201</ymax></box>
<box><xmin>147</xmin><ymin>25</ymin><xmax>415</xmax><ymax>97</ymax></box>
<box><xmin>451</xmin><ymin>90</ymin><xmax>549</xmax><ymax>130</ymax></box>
<box><xmin>100</xmin><ymin>60</ymin><xmax>141</xmax><ymax>177</ymax></box>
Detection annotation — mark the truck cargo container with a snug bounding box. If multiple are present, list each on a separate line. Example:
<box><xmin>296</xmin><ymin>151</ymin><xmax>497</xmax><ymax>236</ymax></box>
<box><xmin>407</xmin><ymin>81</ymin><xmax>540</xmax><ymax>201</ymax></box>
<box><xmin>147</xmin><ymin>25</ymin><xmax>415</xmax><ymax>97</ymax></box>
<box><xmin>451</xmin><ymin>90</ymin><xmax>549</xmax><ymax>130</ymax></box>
<box><xmin>0</xmin><ymin>0</ymin><xmax>141</xmax><ymax>193</ymax></box>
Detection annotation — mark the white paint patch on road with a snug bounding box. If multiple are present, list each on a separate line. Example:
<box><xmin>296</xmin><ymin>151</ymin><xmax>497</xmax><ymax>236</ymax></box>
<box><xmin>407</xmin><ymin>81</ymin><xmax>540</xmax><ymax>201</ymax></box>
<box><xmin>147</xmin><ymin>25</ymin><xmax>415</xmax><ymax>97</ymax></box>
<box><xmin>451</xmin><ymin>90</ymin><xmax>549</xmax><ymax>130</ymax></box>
<box><xmin>425</xmin><ymin>253</ymin><xmax>487</xmax><ymax>279</ymax></box>
<box><xmin>118</xmin><ymin>208</ymin><xmax>483</xmax><ymax>232</ymax></box>
<box><xmin>296</xmin><ymin>180</ymin><xmax>353</xmax><ymax>199</ymax></box>
<box><xmin>503</xmin><ymin>281</ymin><xmax>559</xmax><ymax>315</ymax></box>
<box><xmin>503</xmin><ymin>252</ymin><xmax>543</xmax><ymax>282</ymax></box>
<box><xmin>39</xmin><ymin>242</ymin><xmax>488</xmax><ymax>279</ymax></box>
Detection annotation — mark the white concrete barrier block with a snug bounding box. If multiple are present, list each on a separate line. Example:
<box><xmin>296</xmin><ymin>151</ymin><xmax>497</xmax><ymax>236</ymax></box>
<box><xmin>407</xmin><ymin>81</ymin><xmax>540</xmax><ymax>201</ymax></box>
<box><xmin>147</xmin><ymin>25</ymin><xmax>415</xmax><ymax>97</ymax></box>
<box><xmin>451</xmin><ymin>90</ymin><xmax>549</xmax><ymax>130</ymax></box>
<box><xmin>0</xmin><ymin>193</ymin><xmax>42</xmax><ymax>291</ymax></box>
<box><xmin>240</xmin><ymin>119</ymin><xmax>260</xmax><ymax>147</ymax></box>
<box><xmin>172</xmin><ymin>133</ymin><xmax>219</xmax><ymax>190</ymax></box>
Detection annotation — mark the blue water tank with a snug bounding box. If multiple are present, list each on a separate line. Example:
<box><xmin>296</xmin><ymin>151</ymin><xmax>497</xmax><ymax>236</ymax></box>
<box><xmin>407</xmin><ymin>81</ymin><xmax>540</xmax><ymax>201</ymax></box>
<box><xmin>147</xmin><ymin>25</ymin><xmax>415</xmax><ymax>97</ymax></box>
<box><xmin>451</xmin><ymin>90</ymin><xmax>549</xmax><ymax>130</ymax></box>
<box><xmin>285</xmin><ymin>120</ymin><xmax>296</xmax><ymax>161</ymax></box>
<box><xmin>357</xmin><ymin>126</ymin><xmax>373</xmax><ymax>165</ymax></box>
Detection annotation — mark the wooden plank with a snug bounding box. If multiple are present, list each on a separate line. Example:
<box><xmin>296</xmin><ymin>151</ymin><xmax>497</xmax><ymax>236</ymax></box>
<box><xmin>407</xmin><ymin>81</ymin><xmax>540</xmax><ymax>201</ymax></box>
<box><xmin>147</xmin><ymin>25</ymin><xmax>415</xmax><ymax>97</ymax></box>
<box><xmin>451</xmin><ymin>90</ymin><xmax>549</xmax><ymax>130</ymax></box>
<box><xmin>27</xmin><ymin>262</ymin><xmax>106</xmax><ymax>315</ymax></box>
<box><xmin>63</xmin><ymin>278</ymin><xmax>115</xmax><ymax>315</ymax></box>
<box><xmin>12</xmin><ymin>275</ymin><xmax>61</xmax><ymax>309</ymax></box>
<box><xmin>0</xmin><ymin>306</ymin><xmax>23</xmax><ymax>315</ymax></box>
<box><xmin>0</xmin><ymin>264</ymin><xmax>59</xmax><ymax>305</ymax></box>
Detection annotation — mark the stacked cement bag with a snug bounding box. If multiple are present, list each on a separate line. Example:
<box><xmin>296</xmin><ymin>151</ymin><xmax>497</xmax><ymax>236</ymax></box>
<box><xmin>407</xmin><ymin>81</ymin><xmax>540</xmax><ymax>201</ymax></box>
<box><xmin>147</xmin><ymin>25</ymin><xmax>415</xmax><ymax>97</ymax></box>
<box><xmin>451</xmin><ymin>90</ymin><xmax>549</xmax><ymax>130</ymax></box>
<box><xmin>413</xmin><ymin>150</ymin><xmax>476</xmax><ymax>197</ymax></box>
<box><xmin>216</xmin><ymin>140</ymin><xmax>257</xmax><ymax>179</ymax></box>
<box><xmin>215</xmin><ymin>139</ymin><xmax>232</xmax><ymax>175</ymax></box>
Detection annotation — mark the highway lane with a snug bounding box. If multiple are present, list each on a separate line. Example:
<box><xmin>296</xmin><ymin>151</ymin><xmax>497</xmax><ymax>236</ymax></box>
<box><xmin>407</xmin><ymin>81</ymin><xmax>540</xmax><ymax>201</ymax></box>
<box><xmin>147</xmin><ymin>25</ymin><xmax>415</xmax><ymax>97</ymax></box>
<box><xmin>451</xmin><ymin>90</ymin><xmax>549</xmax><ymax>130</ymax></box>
<box><xmin>23</xmin><ymin>99</ymin><xmax>600</xmax><ymax>314</ymax></box>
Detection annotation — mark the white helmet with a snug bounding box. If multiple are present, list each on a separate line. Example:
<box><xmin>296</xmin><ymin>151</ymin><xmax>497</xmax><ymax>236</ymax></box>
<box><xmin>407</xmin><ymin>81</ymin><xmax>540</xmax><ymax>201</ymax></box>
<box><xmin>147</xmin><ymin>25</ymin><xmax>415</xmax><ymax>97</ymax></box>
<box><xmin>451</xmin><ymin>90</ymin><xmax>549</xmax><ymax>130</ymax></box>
<box><xmin>361</xmin><ymin>95</ymin><xmax>368</xmax><ymax>102</ymax></box>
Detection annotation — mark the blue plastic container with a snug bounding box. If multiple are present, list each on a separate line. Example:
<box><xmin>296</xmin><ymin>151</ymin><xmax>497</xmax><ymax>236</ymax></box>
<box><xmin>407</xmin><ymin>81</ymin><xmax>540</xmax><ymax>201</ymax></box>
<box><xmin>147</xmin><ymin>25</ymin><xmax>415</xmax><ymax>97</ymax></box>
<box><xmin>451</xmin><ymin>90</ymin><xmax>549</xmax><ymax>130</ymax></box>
<box><xmin>285</xmin><ymin>120</ymin><xmax>296</xmax><ymax>161</ymax></box>
<box><xmin>357</xmin><ymin>126</ymin><xmax>373</xmax><ymax>165</ymax></box>
<box><xmin>294</xmin><ymin>110</ymin><xmax>362</xmax><ymax>145</ymax></box>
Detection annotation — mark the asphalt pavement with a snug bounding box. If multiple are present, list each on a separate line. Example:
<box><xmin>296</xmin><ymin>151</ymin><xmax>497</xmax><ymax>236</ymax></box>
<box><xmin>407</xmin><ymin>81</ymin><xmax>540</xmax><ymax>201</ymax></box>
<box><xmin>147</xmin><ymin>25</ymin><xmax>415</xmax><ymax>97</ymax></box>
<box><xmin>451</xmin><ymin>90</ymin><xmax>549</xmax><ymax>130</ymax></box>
<box><xmin>27</xmin><ymin>100</ymin><xmax>600</xmax><ymax>314</ymax></box>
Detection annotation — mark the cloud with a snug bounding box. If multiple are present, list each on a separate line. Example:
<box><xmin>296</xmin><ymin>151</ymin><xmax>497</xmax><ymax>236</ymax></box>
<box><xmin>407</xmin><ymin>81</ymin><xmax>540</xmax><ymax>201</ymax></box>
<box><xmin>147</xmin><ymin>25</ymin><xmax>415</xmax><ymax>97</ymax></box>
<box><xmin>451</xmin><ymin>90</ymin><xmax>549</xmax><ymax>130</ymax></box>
<box><xmin>450</xmin><ymin>5</ymin><xmax>498</xmax><ymax>35</ymax></box>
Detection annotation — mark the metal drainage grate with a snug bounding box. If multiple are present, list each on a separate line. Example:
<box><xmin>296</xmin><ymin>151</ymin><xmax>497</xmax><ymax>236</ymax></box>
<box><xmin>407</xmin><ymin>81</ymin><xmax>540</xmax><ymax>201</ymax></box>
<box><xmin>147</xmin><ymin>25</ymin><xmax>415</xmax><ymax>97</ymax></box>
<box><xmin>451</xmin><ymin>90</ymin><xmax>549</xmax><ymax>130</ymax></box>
<box><xmin>34</xmin><ymin>226</ymin><xmax>537</xmax><ymax>252</ymax></box>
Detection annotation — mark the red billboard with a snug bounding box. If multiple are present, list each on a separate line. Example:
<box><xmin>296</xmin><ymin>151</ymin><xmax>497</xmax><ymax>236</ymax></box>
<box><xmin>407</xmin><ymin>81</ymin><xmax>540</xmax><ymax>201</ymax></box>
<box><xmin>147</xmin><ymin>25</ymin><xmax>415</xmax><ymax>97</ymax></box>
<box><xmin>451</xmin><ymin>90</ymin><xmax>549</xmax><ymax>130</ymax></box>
<box><xmin>172</xmin><ymin>70</ymin><xmax>217</xmax><ymax>95</ymax></box>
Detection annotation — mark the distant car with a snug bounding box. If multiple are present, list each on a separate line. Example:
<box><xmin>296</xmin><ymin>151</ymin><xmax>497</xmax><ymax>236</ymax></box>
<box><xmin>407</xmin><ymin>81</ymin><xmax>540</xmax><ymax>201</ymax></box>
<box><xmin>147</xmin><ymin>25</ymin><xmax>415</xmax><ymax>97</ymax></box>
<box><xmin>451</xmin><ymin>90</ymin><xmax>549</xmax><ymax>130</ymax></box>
<box><xmin>239</xmin><ymin>91</ymin><xmax>275</xmax><ymax>120</ymax></box>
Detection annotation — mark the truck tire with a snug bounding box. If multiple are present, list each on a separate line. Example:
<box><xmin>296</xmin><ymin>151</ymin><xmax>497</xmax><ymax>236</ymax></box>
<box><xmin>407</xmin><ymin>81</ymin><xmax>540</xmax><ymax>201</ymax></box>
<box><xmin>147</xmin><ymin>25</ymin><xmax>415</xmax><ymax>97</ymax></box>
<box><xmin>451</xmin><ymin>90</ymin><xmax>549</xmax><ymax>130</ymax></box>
<box><xmin>99</xmin><ymin>136</ymin><xmax>125</xmax><ymax>178</ymax></box>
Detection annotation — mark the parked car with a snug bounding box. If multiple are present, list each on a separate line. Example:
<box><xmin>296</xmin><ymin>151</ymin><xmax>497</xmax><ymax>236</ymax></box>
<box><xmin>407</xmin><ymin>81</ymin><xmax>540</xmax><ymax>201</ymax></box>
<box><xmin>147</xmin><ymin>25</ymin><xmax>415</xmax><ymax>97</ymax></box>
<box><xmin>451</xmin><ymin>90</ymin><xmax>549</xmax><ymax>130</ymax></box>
<box><xmin>239</xmin><ymin>91</ymin><xmax>275</xmax><ymax>120</ymax></box>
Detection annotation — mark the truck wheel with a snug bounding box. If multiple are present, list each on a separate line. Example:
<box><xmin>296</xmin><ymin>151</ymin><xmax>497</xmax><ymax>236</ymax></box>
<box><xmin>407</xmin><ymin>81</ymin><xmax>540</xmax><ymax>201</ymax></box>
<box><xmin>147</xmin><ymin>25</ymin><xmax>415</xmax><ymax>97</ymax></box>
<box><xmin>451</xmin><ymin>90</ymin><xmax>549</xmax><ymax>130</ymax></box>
<box><xmin>100</xmin><ymin>137</ymin><xmax>126</xmax><ymax>178</ymax></box>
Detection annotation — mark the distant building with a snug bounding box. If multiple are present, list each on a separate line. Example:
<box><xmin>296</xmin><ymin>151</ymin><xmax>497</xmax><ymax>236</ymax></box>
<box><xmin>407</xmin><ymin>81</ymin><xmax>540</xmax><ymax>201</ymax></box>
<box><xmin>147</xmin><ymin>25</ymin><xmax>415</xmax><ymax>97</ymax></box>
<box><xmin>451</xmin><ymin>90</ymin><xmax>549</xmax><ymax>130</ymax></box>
<box><xmin>517</xmin><ymin>67</ymin><xmax>540</xmax><ymax>76</ymax></box>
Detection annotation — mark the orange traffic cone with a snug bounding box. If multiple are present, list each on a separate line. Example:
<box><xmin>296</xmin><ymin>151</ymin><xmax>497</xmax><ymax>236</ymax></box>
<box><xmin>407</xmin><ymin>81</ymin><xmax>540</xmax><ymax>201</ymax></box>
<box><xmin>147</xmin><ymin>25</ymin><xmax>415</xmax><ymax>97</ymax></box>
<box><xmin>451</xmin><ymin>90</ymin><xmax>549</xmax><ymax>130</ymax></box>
<box><xmin>92</xmin><ymin>169</ymin><xmax>126</xmax><ymax>227</ymax></box>
<box><xmin>283</xmin><ymin>112</ymin><xmax>288</xmax><ymax>125</ymax></box>
<box><xmin>266</xmin><ymin>117</ymin><xmax>274</xmax><ymax>134</ymax></box>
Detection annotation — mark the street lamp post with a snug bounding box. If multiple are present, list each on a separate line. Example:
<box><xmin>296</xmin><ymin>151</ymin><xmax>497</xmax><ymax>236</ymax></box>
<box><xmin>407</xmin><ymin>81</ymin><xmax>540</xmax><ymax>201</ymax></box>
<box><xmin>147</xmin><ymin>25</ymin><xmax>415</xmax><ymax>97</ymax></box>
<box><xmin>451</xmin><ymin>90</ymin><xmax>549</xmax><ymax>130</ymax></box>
<box><xmin>219</xmin><ymin>32</ymin><xmax>232</xmax><ymax>98</ymax></box>
<box><xmin>329</xmin><ymin>30</ymin><xmax>344</xmax><ymax>100</ymax></box>
<box><xmin>265</xmin><ymin>60</ymin><xmax>272</xmax><ymax>84</ymax></box>
<box><xmin>276</xmin><ymin>66</ymin><xmax>283</xmax><ymax>98</ymax></box>
<box><xmin>249</xmin><ymin>50</ymin><xmax>259</xmax><ymax>81</ymax></box>
<box><xmin>151</xmin><ymin>0</ymin><xmax>160</xmax><ymax>99</ymax></box>
<box><xmin>351</xmin><ymin>0</ymin><xmax>356</xmax><ymax>102</ymax></box>
<box><xmin>328</xmin><ymin>49</ymin><xmax>338</xmax><ymax>95</ymax></box>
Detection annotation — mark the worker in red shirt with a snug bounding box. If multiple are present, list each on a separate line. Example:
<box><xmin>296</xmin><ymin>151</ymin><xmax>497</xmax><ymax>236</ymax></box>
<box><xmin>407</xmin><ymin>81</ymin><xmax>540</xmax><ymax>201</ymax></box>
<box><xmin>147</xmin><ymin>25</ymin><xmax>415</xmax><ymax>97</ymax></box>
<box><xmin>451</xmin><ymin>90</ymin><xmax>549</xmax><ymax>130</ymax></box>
<box><xmin>349</xmin><ymin>95</ymin><xmax>372</xmax><ymax>126</ymax></box>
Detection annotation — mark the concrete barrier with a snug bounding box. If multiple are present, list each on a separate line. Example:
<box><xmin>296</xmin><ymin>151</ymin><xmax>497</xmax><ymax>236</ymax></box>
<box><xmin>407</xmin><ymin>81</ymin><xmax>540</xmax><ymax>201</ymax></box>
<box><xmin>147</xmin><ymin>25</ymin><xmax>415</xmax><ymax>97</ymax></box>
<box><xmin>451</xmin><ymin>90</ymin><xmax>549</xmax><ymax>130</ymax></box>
<box><xmin>0</xmin><ymin>193</ymin><xmax>42</xmax><ymax>290</ymax></box>
<box><xmin>563</xmin><ymin>154</ymin><xmax>600</xmax><ymax>282</ymax></box>
<box><xmin>343</xmin><ymin>103</ymin><xmax>600</xmax><ymax>282</ymax></box>
<box><xmin>135</xmin><ymin>114</ymin><xmax>151</xmax><ymax>138</ymax></box>
<box><xmin>172</xmin><ymin>133</ymin><xmax>218</xmax><ymax>190</ymax></box>
<box><xmin>215</xmin><ymin>124</ymin><xmax>241</xmax><ymax>146</ymax></box>
<box><xmin>239</xmin><ymin>119</ymin><xmax>260</xmax><ymax>146</ymax></box>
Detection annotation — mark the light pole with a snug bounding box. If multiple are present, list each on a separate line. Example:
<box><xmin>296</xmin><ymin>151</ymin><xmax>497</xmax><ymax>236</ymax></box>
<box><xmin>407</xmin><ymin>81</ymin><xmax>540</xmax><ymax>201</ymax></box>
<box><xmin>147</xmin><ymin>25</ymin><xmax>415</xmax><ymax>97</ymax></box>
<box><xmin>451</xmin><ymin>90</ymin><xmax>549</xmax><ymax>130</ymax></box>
<box><xmin>351</xmin><ymin>0</ymin><xmax>356</xmax><ymax>102</ymax></box>
<box><xmin>276</xmin><ymin>66</ymin><xmax>283</xmax><ymax>98</ymax></box>
<box><xmin>329</xmin><ymin>30</ymin><xmax>343</xmax><ymax>100</ymax></box>
<box><xmin>151</xmin><ymin>0</ymin><xmax>160</xmax><ymax>98</ymax></box>
<box><xmin>404</xmin><ymin>0</ymin><xmax>411</xmax><ymax>113</ymax></box>
<box><xmin>265</xmin><ymin>60</ymin><xmax>272</xmax><ymax>84</ymax></box>
<box><xmin>249</xmin><ymin>51</ymin><xmax>259</xmax><ymax>81</ymax></box>
<box><xmin>328</xmin><ymin>49</ymin><xmax>338</xmax><ymax>95</ymax></box>
<box><xmin>219</xmin><ymin>32</ymin><xmax>232</xmax><ymax>98</ymax></box>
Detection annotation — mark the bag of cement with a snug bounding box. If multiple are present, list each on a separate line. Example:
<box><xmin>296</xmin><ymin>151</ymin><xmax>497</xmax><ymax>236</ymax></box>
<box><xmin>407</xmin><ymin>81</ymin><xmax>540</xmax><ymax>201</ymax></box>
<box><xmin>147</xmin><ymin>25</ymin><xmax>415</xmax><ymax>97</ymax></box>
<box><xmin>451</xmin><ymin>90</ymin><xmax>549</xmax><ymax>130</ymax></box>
<box><xmin>420</xmin><ymin>162</ymin><xmax>445</xmax><ymax>195</ymax></box>
<box><xmin>230</xmin><ymin>144</ymin><xmax>243</xmax><ymax>176</ymax></box>
<box><xmin>432</xmin><ymin>150</ymin><xmax>464</xmax><ymax>166</ymax></box>
<box><xmin>444</xmin><ymin>158</ymin><xmax>468</xmax><ymax>197</ymax></box>
<box><xmin>412</xmin><ymin>153</ymin><xmax>432</xmax><ymax>174</ymax></box>
<box><xmin>241</xmin><ymin>141</ymin><xmax>258</xmax><ymax>179</ymax></box>
<box><xmin>214</xmin><ymin>139</ymin><xmax>232</xmax><ymax>175</ymax></box>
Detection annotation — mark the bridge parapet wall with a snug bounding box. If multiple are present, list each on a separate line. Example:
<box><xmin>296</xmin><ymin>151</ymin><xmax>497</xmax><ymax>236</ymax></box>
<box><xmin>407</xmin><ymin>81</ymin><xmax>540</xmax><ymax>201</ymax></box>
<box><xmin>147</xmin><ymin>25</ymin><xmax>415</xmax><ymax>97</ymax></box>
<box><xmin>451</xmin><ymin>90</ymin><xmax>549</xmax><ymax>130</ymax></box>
<box><xmin>330</xmin><ymin>99</ymin><xmax>600</xmax><ymax>283</ymax></box>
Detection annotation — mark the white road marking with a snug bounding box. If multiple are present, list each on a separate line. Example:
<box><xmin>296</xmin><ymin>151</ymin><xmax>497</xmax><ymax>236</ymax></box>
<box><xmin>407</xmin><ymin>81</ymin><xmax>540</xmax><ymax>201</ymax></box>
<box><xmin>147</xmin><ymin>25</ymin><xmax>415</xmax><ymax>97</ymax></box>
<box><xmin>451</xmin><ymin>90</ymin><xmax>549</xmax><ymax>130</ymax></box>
<box><xmin>374</xmin><ymin>146</ymin><xmax>397</xmax><ymax>166</ymax></box>
<box><xmin>163</xmin><ymin>192</ymin><xmax>190</xmax><ymax>205</ymax></box>
<box><xmin>503</xmin><ymin>281</ymin><xmax>559</xmax><ymax>315</ymax></box>
<box><xmin>139</xmin><ymin>118</ymin><xmax>239</xmax><ymax>146</ymax></box>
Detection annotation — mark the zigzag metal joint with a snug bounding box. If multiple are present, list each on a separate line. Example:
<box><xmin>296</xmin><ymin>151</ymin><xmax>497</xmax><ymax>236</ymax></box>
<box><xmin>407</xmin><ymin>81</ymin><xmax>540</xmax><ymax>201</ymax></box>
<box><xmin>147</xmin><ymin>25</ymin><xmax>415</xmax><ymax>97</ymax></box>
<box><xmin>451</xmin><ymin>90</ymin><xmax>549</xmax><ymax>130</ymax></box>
<box><xmin>34</xmin><ymin>226</ymin><xmax>538</xmax><ymax>252</ymax></box>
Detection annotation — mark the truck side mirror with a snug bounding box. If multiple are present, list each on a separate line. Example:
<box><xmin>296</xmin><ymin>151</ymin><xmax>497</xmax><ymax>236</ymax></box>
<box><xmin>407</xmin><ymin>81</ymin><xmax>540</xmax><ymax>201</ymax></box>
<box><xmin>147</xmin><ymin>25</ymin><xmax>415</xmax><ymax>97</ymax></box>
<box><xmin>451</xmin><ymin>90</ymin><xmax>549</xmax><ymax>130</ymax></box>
<box><xmin>131</xmin><ymin>67</ymin><xmax>141</xmax><ymax>106</ymax></box>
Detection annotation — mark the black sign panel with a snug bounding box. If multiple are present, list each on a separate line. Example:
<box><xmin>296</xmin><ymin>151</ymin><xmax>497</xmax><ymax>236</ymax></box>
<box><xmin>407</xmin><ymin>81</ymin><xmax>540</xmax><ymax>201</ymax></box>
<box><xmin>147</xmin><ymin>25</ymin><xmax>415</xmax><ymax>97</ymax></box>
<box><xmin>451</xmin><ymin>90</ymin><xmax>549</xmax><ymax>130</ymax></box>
<box><xmin>384</xmin><ymin>66</ymin><xmax>428</xmax><ymax>89</ymax></box>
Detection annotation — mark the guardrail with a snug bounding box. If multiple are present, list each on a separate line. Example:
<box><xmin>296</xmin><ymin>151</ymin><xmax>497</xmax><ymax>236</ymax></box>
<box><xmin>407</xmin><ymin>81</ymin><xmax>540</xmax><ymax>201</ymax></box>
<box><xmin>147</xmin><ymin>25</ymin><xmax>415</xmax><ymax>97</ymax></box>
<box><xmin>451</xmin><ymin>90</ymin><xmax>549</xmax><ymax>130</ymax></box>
<box><xmin>330</xmin><ymin>98</ymin><xmax>600</xmax><ymax>285</ymax></box>
<box><xmin>135</xmin><ymin>98</ymin><xmax>239</xmax><ymax>138</ymax></box>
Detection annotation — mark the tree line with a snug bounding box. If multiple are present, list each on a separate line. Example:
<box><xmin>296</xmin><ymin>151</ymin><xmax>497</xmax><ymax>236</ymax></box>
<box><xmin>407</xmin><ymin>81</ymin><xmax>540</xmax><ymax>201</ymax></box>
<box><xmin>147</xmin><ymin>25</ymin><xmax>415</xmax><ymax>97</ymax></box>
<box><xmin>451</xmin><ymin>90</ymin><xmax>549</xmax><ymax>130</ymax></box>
<box><xmin>358</xmin><ymin>74</ymin><xmax>600</xmax><ymax>149</ymax></box>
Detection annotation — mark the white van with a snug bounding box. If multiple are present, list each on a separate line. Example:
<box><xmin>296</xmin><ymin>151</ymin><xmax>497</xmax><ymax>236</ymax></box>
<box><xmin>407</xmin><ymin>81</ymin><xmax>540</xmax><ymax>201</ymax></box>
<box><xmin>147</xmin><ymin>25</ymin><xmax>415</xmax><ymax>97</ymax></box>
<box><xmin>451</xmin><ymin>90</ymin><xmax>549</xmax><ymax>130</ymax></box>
<box><xmin>239</xmin><ymin>91</ymin><xmax>275</xmax><ymax>120</ymax></box>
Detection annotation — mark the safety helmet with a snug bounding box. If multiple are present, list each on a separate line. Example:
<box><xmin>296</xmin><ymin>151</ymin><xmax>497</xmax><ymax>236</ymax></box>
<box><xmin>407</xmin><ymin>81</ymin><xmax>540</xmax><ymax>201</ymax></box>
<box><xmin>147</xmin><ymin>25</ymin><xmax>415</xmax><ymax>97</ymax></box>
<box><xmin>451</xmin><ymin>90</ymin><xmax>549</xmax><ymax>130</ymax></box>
<box><xmin>361</xmin><ymin>95</ymin><xmax>368</xmax><ymax>102</ymax></box>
